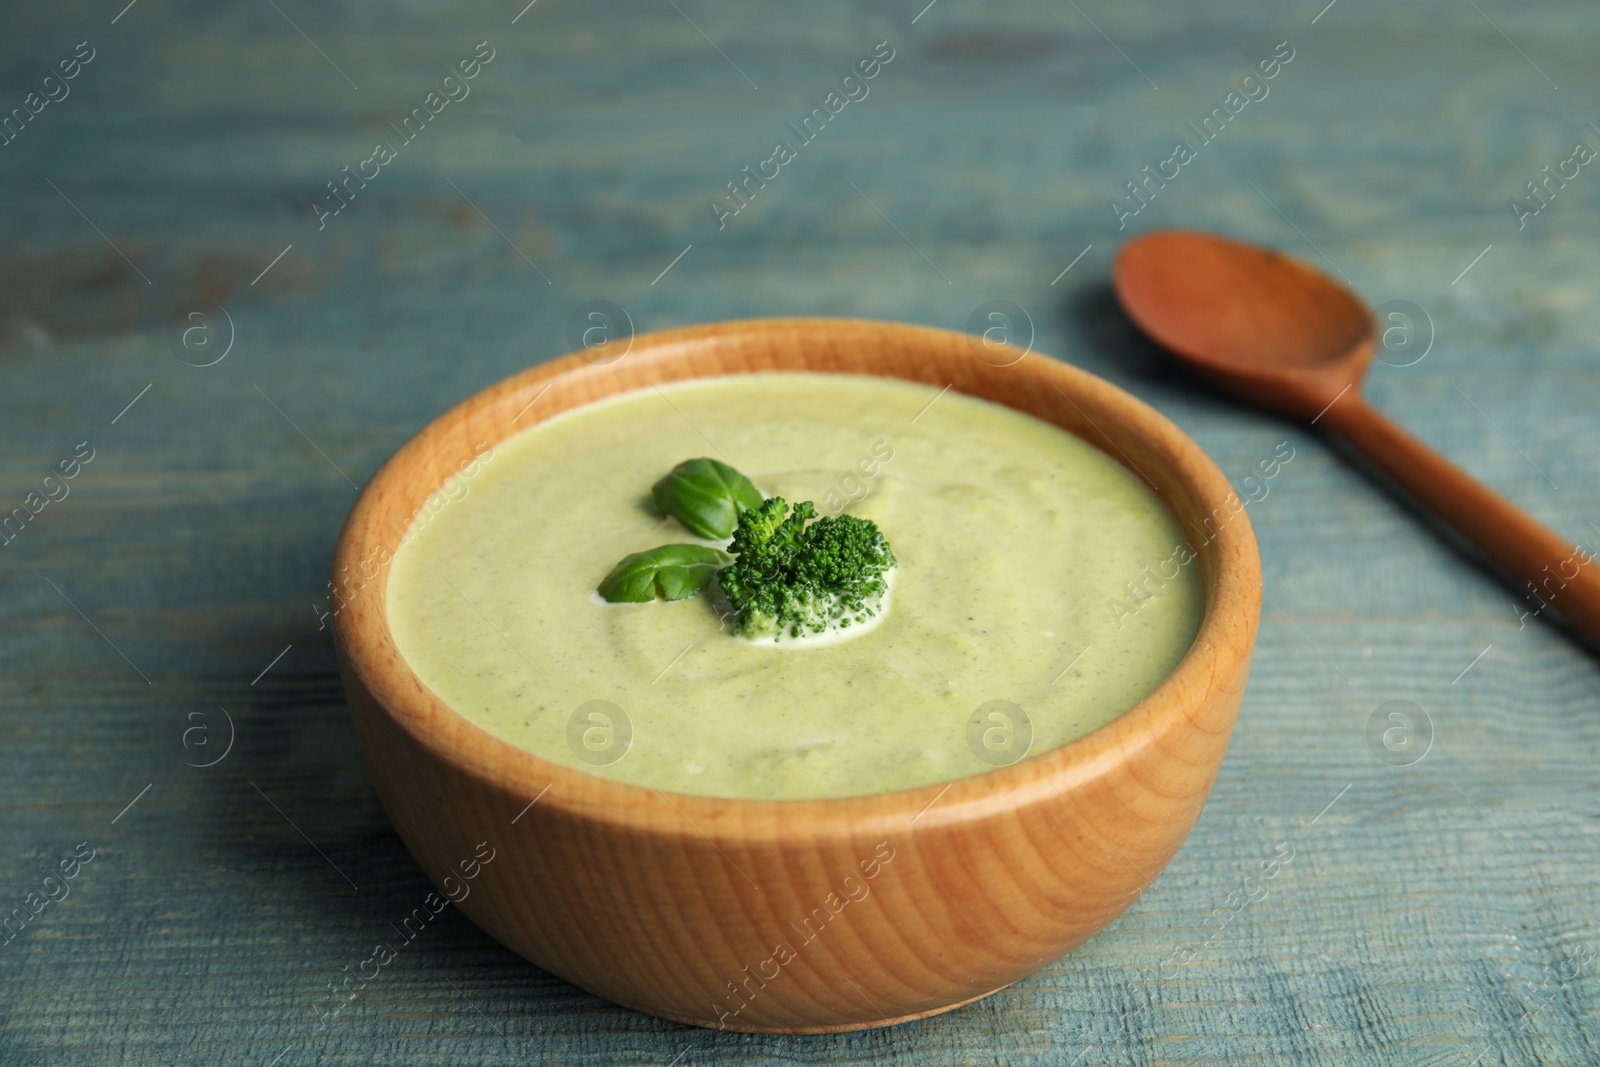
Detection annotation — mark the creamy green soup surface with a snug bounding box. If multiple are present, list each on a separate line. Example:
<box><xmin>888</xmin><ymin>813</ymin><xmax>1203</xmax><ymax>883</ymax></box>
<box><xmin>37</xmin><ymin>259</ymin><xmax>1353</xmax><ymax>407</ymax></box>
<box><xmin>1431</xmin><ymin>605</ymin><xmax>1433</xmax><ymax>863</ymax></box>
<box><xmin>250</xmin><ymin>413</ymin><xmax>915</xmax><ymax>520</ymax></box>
<box><xmin>386</xmin><ymin>373</ymin><xmax>1202</xmax><ymax>800</ymax></box>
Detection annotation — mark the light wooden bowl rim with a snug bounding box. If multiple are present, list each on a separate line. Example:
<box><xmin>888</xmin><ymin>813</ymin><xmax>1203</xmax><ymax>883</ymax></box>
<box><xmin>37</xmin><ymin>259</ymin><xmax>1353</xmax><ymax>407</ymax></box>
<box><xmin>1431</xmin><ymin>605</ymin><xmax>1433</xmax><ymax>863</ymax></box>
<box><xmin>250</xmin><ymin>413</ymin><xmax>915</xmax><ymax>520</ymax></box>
<box><xmin>333</xmin><ymin>317</ymin><xmax>1258</xmax><ymax>843</ymax></box>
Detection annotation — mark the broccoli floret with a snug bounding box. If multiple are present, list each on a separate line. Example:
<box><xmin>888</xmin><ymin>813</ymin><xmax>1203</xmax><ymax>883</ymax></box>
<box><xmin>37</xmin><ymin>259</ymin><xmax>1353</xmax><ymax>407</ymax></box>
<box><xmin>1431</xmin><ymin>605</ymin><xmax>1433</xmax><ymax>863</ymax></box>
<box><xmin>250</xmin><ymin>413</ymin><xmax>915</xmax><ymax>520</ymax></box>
<box><xmin>717</xmin><ymin>497</ymin><xmax>896</xmax><ymax>640</ymax></box>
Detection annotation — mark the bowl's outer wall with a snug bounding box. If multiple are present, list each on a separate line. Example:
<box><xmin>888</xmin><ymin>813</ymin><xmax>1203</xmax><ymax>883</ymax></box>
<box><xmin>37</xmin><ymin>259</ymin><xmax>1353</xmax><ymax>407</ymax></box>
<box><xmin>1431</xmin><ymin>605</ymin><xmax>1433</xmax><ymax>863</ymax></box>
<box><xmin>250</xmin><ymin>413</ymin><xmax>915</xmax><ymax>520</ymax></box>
<box><xmin>330</xmin><ymin>318</ymin><xmax>1262</xmax><ymax>1033</ymax></box>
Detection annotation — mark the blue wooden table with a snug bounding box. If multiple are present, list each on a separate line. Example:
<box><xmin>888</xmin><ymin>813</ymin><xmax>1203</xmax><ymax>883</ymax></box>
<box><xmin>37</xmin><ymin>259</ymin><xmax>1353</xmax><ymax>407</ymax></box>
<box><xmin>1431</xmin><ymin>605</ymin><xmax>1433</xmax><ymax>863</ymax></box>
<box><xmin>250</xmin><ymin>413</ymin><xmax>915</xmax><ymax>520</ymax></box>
<box><xmin>2</xmin><ymin>1</ymin><xmax>1596</xmax><ymax>1063</ymax></box>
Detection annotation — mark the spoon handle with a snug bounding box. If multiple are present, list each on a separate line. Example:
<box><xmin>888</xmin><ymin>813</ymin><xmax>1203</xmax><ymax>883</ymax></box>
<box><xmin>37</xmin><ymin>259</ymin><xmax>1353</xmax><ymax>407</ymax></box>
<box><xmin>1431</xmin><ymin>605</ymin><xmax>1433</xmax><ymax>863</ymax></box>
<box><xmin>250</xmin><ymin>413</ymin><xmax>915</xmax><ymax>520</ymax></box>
<box><xmin>1318</xmin><ymin>391</ymin><xmax>1600</xmax><ymax>644</ymax></box>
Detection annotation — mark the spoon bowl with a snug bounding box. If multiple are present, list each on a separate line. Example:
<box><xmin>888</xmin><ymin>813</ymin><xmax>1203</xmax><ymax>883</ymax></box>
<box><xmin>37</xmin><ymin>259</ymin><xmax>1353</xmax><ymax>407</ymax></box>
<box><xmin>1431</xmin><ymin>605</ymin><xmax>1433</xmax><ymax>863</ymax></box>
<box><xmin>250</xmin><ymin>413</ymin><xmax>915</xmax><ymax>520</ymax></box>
<box><xmin>1116</xmin><ymin>230</ymin><xmax>1375</xmax><ymax>420</ymax></box>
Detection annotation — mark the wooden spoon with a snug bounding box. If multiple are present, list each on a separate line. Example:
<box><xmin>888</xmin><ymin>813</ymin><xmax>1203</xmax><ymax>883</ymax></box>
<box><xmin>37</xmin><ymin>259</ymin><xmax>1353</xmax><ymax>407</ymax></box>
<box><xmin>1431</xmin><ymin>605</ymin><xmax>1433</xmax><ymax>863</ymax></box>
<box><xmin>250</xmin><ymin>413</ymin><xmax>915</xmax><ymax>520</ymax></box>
<box><xmin>1114</xmin><ymin>228</ymin><xmax>1600</xmax><ymax>644</ymax></box>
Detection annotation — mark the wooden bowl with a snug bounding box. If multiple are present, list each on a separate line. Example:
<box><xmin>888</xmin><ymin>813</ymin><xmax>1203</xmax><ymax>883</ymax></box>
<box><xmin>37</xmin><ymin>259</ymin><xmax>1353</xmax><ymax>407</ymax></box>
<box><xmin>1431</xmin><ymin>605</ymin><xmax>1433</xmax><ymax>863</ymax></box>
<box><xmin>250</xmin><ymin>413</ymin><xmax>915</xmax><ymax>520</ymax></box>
<box><xmin>331</xmin><ymin>318</ymin><xmax>1261</xmax><ymax>1033</ymax></box>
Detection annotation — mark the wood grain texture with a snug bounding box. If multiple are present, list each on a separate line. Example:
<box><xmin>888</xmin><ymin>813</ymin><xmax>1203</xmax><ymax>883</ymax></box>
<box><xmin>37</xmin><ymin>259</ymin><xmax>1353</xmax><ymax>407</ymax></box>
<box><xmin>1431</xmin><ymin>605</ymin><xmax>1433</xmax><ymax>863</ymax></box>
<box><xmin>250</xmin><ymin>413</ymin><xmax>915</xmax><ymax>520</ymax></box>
<box><xmin>2</xmin><ymin>0</ymin><xmax>1598</xmax><ymax>1062</ymax></box>
<box><xmin>330</xmin><ymin>319</ymin><xmax>1261</xmax><ymax>1032</ymax></box>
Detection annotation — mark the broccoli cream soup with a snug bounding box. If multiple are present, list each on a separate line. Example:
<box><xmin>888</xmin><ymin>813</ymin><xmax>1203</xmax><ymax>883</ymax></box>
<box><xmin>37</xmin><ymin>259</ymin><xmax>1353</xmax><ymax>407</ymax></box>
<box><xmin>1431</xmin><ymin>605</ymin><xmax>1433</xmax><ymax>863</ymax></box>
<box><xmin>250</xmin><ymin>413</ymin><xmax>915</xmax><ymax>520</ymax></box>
<box><xmin>386</xmin><ymin>373</ymin><xmax>1202</xmax><ymax>800</ymax></box>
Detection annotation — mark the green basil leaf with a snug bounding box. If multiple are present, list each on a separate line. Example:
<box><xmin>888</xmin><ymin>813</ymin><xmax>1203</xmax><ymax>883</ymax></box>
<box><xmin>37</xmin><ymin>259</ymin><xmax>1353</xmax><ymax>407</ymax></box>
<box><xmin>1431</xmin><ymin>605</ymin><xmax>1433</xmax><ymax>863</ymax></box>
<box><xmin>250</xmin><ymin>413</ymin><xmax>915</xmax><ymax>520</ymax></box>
<box><xmin>598</xmin><ymin>544</ymin><xmax>731</xmax><ymax>603</ymax></box>
<box><xmin>651</xmin><ymin>458</ymin><xmax>763</xmax><ymax>540</ymax></box>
